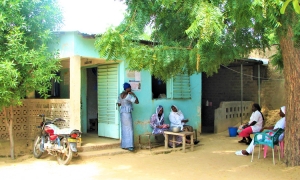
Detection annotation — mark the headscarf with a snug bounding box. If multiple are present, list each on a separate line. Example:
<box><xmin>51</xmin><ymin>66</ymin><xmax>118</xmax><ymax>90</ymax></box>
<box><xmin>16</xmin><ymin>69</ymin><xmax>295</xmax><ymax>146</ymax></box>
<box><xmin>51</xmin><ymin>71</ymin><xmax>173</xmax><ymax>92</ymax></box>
<box><xmin>123</xmin><ymin>82</ymin><xmax>131</xmax><ymax>90</ymax></box>
<box><xmin>155</xmin><ymin>105</ymin><xmax>164</xmax><ymax>124</ymax></box>
<box><xmin>169</xmin><ymin>105</ymin><xmax>185</xmax><ymax>130</ymax></box>
<box><xmin>281</xmin><ymin>106</ymin><xmax>286</xmax><ymax>114</ymax></box>
<box><xmin>170</xmin><ymin>105</ymin><xmax>184</xmax><ymax>117</ymax></box>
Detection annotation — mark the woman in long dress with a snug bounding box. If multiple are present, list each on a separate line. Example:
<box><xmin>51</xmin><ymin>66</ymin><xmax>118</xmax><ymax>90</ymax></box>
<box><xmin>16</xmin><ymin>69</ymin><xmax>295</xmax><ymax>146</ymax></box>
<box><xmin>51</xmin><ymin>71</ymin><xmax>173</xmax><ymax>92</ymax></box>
<box><xmin>117</xmin><ymin>82</ymin><xmax>139</xmax><ymax>151</ymax></box>
<box><xmin>150</xmin><ymin>105</ymin><xmax>169</xmax><ymax>134</ymax></box>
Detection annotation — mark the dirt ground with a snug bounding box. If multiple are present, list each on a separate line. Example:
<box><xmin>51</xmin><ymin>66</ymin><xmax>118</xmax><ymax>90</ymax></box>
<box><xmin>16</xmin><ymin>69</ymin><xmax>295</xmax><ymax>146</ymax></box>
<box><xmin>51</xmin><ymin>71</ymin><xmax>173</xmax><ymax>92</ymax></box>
<box><xmin>0</xmin><ymin>130</ymin><xmax>299</xmax><ymax>180</ymax></box>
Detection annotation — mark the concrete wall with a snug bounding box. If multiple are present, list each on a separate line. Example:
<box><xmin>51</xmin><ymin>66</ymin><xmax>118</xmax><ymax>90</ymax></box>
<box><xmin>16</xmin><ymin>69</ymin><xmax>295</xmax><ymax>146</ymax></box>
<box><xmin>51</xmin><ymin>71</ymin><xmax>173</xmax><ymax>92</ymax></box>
<box><xmin>214</xmin><ymin>101</ymin><xmax>253</xmax><ymax>133</ymax></box>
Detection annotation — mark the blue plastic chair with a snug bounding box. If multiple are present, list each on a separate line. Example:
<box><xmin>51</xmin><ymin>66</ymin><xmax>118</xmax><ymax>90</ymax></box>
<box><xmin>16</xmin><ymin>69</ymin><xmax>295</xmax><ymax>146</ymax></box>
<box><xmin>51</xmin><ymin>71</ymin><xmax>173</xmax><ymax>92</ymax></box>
<box><xmin>251</xmin><ymin>128</ymin><xmax>284</xmax><ymax>165</ymax></box>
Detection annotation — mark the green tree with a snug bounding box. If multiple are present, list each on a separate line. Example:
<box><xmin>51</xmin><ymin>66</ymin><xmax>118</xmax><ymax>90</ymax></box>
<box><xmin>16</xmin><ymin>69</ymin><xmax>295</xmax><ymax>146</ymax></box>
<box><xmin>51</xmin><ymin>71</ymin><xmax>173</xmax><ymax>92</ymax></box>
<box><xmin>0</xmin><ymin>0</ymin><xmax>62</xmax><ymax>159</ymax></box>
<box><xmin>95</xmin><ymin>0</ymin><xmax>300</xmax><ymax>166</ymax></box>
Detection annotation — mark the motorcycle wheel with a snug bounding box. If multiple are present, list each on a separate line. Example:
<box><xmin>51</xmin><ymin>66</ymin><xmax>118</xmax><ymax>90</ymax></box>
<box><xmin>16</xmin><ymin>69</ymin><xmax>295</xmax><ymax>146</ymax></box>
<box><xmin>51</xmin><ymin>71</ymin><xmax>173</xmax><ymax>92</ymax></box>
<box><xmin>33</xmin><ymin>136</ymin><xmax>43</xmax><ymax>158</ymax></box>
<box><xmin>57</xmin><ymin>138</ymin><xmax>73</xmax><ymax>165</ymax></box>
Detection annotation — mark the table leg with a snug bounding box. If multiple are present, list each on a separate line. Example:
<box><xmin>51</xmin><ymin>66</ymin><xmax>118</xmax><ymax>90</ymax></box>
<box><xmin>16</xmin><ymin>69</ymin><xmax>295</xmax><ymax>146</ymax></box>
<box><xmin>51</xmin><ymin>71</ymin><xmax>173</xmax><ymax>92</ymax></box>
<box><xmin>138</xmin><ymin>135</ymin><xmax>141</xmax><ymax>150</ymax></box>
<box><xmin>182</xmin><ymin>135</ymin><xmax>186</xmax><ymax>153</ymax></box>
<box><xmin>148</xmin><ymin>135</ymin><xmax>151</xmax><ymax>150</ymax></box>
<box><xmin>165</xmin><ymin>134</ymin><xmax>168</xmax><ymax>149</ymax></box>
<box><xmin>172</xmin><ymin>135</ymin><xmax>175</xmax><ymax>149</ymax></box>
<box><xmin>190</xmin><ymin>134</ymin><xmax>194</xmax><ymax>151</ymax></box>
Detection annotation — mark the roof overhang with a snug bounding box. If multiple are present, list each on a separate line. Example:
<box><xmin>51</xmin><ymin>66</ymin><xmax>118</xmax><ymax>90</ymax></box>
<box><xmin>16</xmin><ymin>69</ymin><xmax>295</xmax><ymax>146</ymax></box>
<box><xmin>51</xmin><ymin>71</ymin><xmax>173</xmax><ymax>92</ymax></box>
<box><xmin>226</xmin><ymin>58</ymin><xmax>268</xmax><ymax>67</ymax></box>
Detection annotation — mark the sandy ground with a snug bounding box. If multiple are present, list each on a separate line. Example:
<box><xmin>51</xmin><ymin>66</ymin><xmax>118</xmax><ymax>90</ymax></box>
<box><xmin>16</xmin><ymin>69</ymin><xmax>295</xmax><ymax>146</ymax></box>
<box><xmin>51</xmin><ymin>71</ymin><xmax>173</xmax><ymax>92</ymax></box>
<box><xmin>0</xmin><ymin>130</ymin><xmax>299</xmax><ymax>180</ymax></box>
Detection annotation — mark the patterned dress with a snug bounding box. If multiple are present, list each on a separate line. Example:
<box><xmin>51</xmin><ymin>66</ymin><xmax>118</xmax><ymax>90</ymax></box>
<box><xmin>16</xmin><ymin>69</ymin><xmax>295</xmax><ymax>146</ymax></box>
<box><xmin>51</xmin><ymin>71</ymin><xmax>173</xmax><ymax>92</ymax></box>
<box><xmin>150</xmin><ymin>106</ymin><xmax>169</xmax><ymax>134</ymax></box>
<box><xmin>117</xmin><ymin>93</ymin><xmax>136</xmax><ymax>149</ymax></box>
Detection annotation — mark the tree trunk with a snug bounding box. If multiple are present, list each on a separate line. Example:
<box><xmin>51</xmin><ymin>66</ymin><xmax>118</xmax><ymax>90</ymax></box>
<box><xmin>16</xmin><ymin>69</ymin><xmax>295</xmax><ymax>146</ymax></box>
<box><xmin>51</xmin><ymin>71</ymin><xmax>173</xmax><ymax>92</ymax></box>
<box><xmin>3</xmin><ymin>107</ymin><xmax>15</xmax><ymax>159</ymax></box>
<box><xmin>280</xmin><ymin>26</ymin><xmax>300</xmax><ymax>166</ymax></box>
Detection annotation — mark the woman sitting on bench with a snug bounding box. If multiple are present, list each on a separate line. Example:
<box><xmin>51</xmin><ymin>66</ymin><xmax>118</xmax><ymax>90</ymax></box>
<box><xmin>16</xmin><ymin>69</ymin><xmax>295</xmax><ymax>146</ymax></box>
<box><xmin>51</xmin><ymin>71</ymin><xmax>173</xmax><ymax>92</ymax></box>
<box><xmin>150</xmin><ymin>105</ymin><xmax>169</xmax><ymax>134</ymax></box>
<box><xmin>169</xmin><ymin>105</ymin><xmax>199</xmax><ymax>146</ymax></box>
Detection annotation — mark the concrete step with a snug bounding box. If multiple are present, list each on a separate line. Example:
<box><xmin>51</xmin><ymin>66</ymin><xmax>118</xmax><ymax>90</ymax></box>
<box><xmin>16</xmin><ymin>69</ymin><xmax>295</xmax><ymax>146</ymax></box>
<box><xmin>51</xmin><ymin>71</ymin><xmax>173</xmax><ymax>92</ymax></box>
<box><xmin>78</xmin><ymin>148</ymin><xmax>131</xmax><ymax>158</ymax></box>
<box><xmin>139</xmin><ymin>146</ymin><xmax>195</xmax><ymax>155</ymax></box>
<box><xmin>78</xmin><ymin>142</ymin><xmax>120</xmax><ymax>152</ymax></box>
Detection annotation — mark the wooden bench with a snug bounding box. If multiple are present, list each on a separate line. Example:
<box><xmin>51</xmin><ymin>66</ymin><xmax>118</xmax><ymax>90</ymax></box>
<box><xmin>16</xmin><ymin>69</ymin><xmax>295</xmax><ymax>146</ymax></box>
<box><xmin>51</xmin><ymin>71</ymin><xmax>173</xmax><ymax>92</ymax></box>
<box><xmin>138</xmin><ymin>133</ymin><xmax>164</xmax><ymax>151</ymax></box>
<box><xmin>164</xmin><ymin>131</ymin><xmax>194</xmax><ymax>153</ymax></box>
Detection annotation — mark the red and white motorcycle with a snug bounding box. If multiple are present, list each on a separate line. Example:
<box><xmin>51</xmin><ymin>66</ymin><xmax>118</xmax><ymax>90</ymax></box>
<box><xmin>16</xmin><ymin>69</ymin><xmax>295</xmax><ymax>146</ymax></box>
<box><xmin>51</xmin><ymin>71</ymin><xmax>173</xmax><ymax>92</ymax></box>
<box><xmin>33</xmin><ymin>114</ymin><xmax>81</xmax><ymax>165</ymax></box>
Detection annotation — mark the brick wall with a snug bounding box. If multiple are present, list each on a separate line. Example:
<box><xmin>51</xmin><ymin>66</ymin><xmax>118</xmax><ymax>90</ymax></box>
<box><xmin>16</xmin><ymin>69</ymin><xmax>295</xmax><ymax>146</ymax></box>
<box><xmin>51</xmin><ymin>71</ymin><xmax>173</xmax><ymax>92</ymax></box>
<box><xmin>202</xmin><ymin>64</ymin><xmax>285</xmax><ymax>133</ymax></box>
<box><xmin>202</xmin><ymin>66</ymin><xmax>258</xmax><ymax>105</ymax></box>
<box><xmin>202</xmin><ymin>66</ymin><xmax>259</xmax><ymax>132</ymax></box>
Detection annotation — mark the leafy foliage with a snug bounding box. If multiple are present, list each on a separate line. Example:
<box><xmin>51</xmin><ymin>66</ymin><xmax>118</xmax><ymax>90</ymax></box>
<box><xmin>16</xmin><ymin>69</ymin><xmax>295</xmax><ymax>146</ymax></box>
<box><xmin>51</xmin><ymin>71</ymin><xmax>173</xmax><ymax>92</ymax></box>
<box><xmin>94</xmin><ymin>0</ymin><xmax>300</xmax><ymax>167</ymax></box>
<box><xmin>270</xmin><ymin>47</ymin><xmax>284</xmax><ymax>71</ymax></box>
<box><xmin>280</xmin><ymin>0</ymin><xmax>300</xmax><ymax>14</ymax></box>
<box><xmin>0</xmin><ymin>0</ymin><xmax>63</xmax><ymax>109</ymax></box>
<box><xmin>94</xmin><ymin>0</ymin><xmax>299</xmax><ymax>81</ymax></box>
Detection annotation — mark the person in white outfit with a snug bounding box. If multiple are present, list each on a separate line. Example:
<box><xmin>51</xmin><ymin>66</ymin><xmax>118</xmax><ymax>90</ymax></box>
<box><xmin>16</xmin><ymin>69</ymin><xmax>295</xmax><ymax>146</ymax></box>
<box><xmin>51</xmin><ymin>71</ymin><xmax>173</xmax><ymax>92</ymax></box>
<box><xmin>169</xmin><ymin>105</ymin><xmax>188</xmax><ymax>131</ymax></box>
<box><xmin>235</xmin><ymin>106</ymin><xmax>286</xmax><ymax>156</ymax></box>
<box><xmin>238</xmin><ymin>103</ymin><xmax>264</xmax><ymax>145</ymax></box>
<box><xmin>168</xmin><ymin>105</ymin><xmax>199</xmax><ymax>146</ymax></box>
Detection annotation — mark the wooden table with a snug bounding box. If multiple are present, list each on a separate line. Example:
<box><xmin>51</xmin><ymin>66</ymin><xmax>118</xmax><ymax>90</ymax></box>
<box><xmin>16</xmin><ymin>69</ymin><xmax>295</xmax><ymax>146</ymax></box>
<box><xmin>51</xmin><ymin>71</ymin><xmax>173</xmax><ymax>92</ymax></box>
<box><xmin>138</xmin><ymin>133</ymin><xmax>164</xmax><ymax>151</ymax></box>
<box><xmin>164</xmin><ymin>131</ymin><xmax>194</xmax><ymax>153</ymax></box>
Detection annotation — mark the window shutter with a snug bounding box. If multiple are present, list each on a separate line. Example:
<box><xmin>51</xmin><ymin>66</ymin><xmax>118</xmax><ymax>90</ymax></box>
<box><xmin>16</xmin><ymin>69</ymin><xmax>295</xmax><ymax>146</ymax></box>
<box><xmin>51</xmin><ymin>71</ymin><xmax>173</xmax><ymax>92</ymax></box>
<box><xmin>172</xmin><ymin>74</ymin><xmax>191</xmax><ymax>99</ymax></box>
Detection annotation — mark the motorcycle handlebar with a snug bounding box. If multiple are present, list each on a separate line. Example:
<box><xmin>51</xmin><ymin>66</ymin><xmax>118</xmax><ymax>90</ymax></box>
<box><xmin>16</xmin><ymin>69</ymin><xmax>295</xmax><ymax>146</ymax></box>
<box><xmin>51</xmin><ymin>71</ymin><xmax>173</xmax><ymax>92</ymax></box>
<box><xmin>37</xmin><ymin>114</ymin><xmax>66</xmax><ymax>123</ymax></box>
<box><xmin>54</xmin><ymin>118</ymin><xmax>66</xmax><ymax>122</ymax></box>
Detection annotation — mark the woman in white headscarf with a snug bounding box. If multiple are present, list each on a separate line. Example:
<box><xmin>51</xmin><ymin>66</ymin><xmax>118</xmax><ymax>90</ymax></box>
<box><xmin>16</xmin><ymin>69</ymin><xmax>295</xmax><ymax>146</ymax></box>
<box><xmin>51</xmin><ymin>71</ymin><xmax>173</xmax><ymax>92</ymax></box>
<box><xmin>235</xmin><ymin>106</ymin><xmax>286</xmax><ymax>156</ymax></box>
<box><xmin>169</xmin><ymin>105</ymin><xmax>199</xmax><ymax>146</ymax></box>
<box><xmin>150</xmin><ymin>105</ymin><xmax>169</xmax><ymax>134</ymax></box>
<box><xmin>169</xmin><ymin>105</ymin><xmax>186</xmax><ymax>130</ymax></box>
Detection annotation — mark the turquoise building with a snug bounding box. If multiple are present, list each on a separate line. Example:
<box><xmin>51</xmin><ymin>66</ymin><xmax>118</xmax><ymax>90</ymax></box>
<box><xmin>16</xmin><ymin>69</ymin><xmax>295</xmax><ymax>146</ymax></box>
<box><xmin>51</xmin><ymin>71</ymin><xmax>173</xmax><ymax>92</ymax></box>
<box><xmin>55</xmin><ymin>31</ymin><xmax>202</xmax><ymax>144</ymax></box>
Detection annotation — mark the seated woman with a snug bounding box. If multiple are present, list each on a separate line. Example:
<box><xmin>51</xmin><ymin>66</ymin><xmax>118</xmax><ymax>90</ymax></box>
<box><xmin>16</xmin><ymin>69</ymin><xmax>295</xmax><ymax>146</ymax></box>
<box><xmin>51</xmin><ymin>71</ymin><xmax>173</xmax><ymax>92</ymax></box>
<box><xmin>169</xmin><ymin>105</ymin><xmax>199</xmax><ymax>146</ymax></box>
<box><xmin>236</xmin><ymin>106</ymin><xmax>285</xmax><ymax>156</ymax></box>
<box><xmin>150</xmin><ymin>105</ymin><xmax>169</xmax><ymax>134</ymax></box>
<box><xmin>238</xmin><ymin>103</ymin><xmax>264</xmax><ymax>145</ymax></box>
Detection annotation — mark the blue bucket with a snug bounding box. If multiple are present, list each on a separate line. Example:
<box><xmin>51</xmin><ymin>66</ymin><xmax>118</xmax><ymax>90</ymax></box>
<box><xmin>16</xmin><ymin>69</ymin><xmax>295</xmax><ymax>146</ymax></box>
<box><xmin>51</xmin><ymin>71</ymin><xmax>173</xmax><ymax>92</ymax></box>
<box><xmin>228</xmin><ymin>127</ymin><xmax>238</xmax><ymax>137</ymax></box>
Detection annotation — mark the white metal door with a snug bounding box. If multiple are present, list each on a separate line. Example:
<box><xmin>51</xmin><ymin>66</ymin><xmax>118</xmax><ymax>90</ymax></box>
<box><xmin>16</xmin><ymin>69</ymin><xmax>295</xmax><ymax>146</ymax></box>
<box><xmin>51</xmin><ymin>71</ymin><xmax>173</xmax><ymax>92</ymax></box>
<box><xmin>97</xmin><ymin>64</ymin><xmax>119</xmax><ymax>139</ymax></box>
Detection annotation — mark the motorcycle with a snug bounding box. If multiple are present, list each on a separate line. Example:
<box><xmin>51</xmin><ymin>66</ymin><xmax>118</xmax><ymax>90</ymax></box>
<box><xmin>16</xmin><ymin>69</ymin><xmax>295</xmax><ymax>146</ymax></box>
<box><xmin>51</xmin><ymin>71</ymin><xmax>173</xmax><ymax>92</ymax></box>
<box><xmin>33</xmin><ymin>114</ymin><xmax>81</xmax><ymax>165</ymax></box>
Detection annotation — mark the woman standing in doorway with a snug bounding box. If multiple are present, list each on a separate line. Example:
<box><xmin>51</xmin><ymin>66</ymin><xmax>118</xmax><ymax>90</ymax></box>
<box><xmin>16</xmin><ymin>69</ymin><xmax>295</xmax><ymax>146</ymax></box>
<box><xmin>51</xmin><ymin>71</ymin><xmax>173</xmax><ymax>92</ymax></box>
<box><xmin>117</xmin><ymin>82</ymin><xmax>139</xmax><ymax>151</ymax></box>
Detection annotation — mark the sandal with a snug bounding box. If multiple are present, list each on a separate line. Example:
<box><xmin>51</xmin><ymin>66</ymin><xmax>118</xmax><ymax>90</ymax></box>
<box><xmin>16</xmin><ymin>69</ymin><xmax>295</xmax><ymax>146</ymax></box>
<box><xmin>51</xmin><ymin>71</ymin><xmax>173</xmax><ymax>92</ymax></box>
<box><xmin>238</xmin><ymin>139</ymin><xmax>247</xmax><ymax>143</ymax></box>
<box><xmin>235</xmin><ymin>150</ymin><xmax>247</xmax><ymax>156</ymax></box>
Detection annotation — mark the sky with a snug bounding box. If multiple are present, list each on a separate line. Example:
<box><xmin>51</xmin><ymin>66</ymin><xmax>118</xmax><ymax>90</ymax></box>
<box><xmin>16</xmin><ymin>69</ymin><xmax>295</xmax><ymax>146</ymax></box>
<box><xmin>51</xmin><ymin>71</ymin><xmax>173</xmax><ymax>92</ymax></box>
<box><xmin>58</xmin><ymin>0</ymin><xmax>127</xmax><ymax>34</ymax></box>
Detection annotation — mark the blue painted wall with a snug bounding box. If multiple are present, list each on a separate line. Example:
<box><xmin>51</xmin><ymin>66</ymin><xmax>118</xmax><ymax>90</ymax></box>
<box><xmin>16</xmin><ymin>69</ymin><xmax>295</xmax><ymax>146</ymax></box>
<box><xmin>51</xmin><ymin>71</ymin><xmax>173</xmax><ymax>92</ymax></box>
<box><xmin>56</xmin><ymin>31</ymin><xmax>99</xmax><ymax>58</ymax></box>
<box><xmin>118</xmin><ymin>62</ymin><xmax>202</xmax><ymax>142</ymax></box>
<box><xmin>56</xmin><ymin>31</ymin><xmax>202</xmax><ymax>143</ymax></box>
